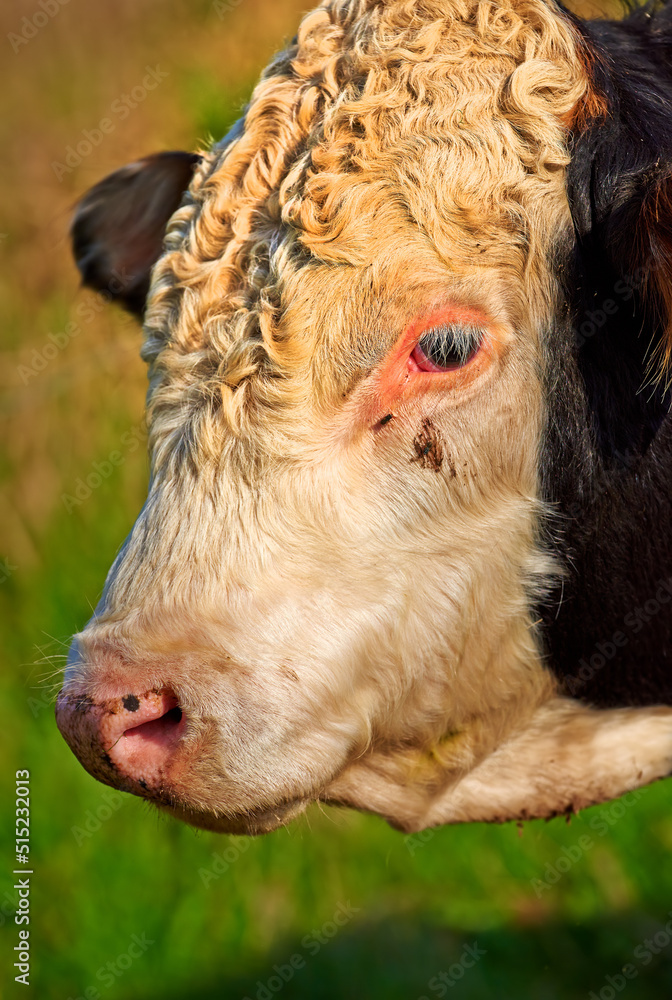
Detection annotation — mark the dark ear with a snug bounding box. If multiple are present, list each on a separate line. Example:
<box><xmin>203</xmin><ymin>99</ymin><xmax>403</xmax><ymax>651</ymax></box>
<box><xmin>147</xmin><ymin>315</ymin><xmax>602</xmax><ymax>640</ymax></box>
<box><xmin>71</xmin><ymin>151</ymin><xmax>203</xmax><ymax>318</ymax></box>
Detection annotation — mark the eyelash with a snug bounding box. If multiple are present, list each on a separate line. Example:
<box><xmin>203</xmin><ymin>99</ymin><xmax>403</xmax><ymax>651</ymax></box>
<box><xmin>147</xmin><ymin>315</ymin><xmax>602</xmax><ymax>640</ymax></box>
<box><xmin>411</xmin><ymin>324</ymin><xmax>484</xmax><ymax>373</ymax></box>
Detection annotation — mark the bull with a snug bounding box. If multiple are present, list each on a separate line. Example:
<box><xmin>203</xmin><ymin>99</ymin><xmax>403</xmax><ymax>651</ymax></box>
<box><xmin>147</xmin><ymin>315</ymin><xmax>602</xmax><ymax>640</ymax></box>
<box><xmin>56</xmin><ymin>0</ymin><xmax>672</xmax><ymax>835</ymax></box>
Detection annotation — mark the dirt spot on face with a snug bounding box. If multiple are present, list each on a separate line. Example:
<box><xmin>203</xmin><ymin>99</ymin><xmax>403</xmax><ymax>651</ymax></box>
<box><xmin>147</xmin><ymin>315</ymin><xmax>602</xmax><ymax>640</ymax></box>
<box><xmin>373</xmin><ymin>412</ymin><xmax>394</xmax><ymax>432</ymax></box>
<box><xmin>411</xmin><ymin>418</ymin><xmax>444</xmax><ymax>472</ymax></box>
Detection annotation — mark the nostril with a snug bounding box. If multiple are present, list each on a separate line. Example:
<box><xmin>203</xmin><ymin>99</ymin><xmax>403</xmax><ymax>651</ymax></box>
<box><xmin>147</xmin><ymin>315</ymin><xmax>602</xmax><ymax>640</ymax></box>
<box><xmin>122</xmin><ymin>704</ymin><xmax>184</xmax><ymax>750</ymax></box>
<box><xmin>56</xmin><ymin>682</ymin><xmax>188</xmax><ymax>793</ymax></box>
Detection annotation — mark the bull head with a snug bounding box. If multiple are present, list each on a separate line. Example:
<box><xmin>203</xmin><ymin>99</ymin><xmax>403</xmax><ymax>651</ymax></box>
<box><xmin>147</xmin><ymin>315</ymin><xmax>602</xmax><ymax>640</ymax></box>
<box><xmin>56</xmin><ymin>0</ymin><xmax>672</xmax><ymax>835</ymax></box>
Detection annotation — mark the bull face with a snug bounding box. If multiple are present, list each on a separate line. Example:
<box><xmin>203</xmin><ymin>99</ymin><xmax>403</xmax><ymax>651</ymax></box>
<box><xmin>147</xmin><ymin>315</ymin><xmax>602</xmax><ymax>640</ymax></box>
<box><xmin>56</xmin><ymin>0</ymin><xmax>672</xmax><ymax>835</ymax></box>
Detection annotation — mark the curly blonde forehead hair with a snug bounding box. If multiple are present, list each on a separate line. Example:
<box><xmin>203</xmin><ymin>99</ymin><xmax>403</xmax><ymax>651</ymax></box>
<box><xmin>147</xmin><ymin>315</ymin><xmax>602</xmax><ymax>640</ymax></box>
<box><xmin>143</xmin><ymin>0</ymin><xmax>591</xmax><ymax>463</ymax></box>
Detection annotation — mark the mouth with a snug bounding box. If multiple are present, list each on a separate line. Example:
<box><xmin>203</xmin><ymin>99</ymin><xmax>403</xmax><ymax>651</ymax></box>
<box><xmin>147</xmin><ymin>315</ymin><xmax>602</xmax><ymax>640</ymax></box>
<box><xmin>56</xmin><ymin>684</ymin><xmax>312</xmax><ymax>834</ymax></box>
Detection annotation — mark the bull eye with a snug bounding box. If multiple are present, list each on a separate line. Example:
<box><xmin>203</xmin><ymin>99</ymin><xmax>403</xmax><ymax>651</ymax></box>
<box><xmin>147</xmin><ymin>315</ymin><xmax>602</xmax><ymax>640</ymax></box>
<box><xmin>410</xmin><ymin>324</ymin><xmax>484</xmax><ymax>373</ymax></box>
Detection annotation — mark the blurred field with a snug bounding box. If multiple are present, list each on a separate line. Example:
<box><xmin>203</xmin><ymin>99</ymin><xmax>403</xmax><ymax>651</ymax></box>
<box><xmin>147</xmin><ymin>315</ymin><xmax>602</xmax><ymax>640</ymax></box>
<box><xmin>3</xmin><ymin>0</ymin><xmax>671</xmax><ymax>998</ymax></box>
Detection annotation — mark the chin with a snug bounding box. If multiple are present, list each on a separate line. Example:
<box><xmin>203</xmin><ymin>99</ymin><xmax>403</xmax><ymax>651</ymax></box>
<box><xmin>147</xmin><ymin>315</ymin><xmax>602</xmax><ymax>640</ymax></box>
<box><xmin>162</xmin><ymin>797</ymin><xmax>310</xmax><ymax>836</ymax></box>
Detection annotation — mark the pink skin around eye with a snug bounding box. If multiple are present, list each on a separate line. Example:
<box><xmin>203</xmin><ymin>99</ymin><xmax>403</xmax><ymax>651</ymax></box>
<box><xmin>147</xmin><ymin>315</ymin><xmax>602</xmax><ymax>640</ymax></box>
<box><xmin>340</xmin><ymin>302</ymin><xmax>510</xmax><ymax>441</ymax></box>
<box><xmin>370</xmin><ymin>304</ymin><xmax>501</xmax><ymax>411</ymax></box>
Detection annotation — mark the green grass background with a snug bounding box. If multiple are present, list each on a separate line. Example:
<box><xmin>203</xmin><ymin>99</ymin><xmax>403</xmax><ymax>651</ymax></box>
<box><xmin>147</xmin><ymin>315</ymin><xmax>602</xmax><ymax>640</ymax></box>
<box><xmin>2</xmin><ymin>0</ymin><xmax>672</xmax><ymax>997</ymax></box>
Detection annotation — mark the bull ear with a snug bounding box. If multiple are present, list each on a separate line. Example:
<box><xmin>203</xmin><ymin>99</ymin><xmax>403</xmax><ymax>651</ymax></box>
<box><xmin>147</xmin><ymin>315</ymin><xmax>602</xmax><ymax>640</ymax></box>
<box><xmin>71</xmin><ymin>151</ymin><xmax>203</xmax><ymax>318</ymax></box>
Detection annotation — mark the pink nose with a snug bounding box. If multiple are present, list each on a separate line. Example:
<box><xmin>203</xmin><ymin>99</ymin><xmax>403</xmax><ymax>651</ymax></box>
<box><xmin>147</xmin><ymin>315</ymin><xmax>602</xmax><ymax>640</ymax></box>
<box><xmin>56</xmin><ymin>686</ymin><xmax>186</xmax><ymax>795</ymax></box>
